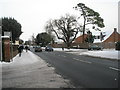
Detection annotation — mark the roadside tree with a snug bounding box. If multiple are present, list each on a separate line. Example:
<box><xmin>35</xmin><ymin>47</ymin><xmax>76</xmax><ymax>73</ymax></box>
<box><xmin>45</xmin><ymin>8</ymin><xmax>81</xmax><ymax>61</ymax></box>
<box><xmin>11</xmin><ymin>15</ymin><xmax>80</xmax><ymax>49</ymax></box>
<box><xmin>85</xmin><ymin>30</ymin><xmax>95</xmax><ymax>43</ymax></box>
<box><xmin>45</xmin><ymin>14</ymin><xmax>81</xmax><ymax>48</ymax></box>
<box><xmin>74</xmin><ymin>3</ymin><xmax>105</xmax><ymax>43</ymax></box>
<box><xmin>35</xmin><ymin>32</ymin><xmax>53</xmax><ymax>46</ymax></box>
<box><xmin>2</xmin><ymin>17</ymin><xmax>22</xmax><ymax>42</ymax></box>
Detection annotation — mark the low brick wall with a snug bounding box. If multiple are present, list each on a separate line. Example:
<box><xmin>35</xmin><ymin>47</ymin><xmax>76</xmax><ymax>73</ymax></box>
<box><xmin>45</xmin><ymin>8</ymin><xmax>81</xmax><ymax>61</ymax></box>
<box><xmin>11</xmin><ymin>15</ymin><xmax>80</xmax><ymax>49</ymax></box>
<box><xmin>11</xmin><ymin>45</ymin><xmax>19</xmax><ymax>58</ymax></box>
<box><xmin>52</xmin><ymin>42</ymin><xmax>116</xmax><ymax>49</ymax></box>
<box><xmin>2</xmin><ymin>38</ymin><xmax>10</xmax><ymax>62</ymax></box>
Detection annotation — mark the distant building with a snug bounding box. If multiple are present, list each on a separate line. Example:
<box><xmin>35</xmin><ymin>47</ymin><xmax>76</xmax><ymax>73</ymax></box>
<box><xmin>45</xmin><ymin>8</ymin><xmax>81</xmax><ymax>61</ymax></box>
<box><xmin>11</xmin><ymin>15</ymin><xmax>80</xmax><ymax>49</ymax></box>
<box><xmin>103</xmin><ymin>28</ymin><xmax>120</xmax><ymax>43</ymax></box>
<box><xmin>102</xmin><ymin>28</ymin><xmax>120</xmax><ymax>49</ymax></box>
<box><xmin>71</xmin><ymin>34</ymin><xmax>88</xmax><ymax>49</ymax></box>
<box><xmin>74</xmin><ymin>34</ymin><xmax>88</xmax><ymax>44</ymax></box>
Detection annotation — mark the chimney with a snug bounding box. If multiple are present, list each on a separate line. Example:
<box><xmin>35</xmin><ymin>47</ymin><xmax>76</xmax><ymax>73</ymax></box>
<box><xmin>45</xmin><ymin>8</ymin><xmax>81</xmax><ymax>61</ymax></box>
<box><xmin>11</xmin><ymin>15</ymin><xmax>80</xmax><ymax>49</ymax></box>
<box><xmin>114</xmin><ymin>28</ymin><xmax>117</xmax><ymax>32</ymax></box>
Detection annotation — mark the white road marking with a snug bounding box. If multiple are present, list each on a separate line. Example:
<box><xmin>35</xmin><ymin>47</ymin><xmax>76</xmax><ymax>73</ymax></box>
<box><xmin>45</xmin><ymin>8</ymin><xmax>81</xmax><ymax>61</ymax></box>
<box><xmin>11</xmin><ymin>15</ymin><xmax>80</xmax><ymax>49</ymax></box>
<box><xmin>109</xmin><ymin>67</ymin><xmax>120</xmax><ymax>71</ymax></box>
<box><xmin>61</xmin><ymin>55</ymin><xmax>66</xmax><ymax>57</ymax></box>
<box><xmin>73</xmin><ymin>58</ymin><xmax>92</xmax><ymax>64</ymax></box>
<box><xmin>58</xmin><ymin>55</ymin><xmax>66</xmax><ymax>57</ymax></box>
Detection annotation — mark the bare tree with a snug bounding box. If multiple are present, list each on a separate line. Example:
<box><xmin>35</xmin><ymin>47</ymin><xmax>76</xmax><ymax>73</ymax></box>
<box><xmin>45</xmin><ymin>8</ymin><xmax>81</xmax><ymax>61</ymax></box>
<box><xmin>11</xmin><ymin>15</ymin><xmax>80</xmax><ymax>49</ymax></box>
<box><xmin>45</xmin><ymin>14</ymin><xmax>81</xmax><ymax>48</ymax></box>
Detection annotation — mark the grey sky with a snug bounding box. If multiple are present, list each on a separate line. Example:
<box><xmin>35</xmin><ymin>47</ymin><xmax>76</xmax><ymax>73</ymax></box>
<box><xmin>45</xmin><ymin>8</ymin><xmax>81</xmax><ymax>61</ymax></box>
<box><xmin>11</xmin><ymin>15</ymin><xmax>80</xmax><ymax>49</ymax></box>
<box><xmin>0</xmin><ymin>0</ymin><xmax>119</xmax><ymax>41</ymax></box>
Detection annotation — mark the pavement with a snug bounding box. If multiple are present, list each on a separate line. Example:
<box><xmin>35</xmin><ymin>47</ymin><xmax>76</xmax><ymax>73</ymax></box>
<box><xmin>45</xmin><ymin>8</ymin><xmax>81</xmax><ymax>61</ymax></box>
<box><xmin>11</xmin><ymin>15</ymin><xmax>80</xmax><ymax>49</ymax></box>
<box><xmin>1</xmin><ymin>48</ymin><xmax>119</xmax><ymax>88</ymax></box>
<box><xmin>1</xmin><ymin>50</ymin><xmax>73</xmax><ymax>88</ymax></box>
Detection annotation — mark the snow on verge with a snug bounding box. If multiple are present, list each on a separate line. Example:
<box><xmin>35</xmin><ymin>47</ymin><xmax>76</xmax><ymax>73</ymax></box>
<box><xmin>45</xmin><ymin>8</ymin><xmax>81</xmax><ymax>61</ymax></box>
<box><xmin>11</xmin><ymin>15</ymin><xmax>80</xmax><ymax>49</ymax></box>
<box><xmin>80</xmin><ymin>50</ymin><xmax>120</xmax><ymax>60</ymax></box>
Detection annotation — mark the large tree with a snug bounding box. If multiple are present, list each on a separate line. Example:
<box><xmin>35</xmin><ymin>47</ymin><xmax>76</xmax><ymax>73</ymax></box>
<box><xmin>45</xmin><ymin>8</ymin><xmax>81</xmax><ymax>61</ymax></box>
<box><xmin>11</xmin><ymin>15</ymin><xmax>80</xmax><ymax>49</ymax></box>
<box><xmin>45</xmin><ymin>14</ymin><xmax>81</xmax><ymax>48</ymax></box>
<box><xmin>2</xmin><ymin>17</ymin><xmax>22</xmax><ymax>42</ymax></box>
<box><xmin>85</xmin><ymin>30</ymin><xmax>95</xmax><ymax>43</ymax></box>
<box><xmin>74</xmin><ymin>3</ymin><xmax>105</xmax><ymax>43</ymax></box>
<box><xmin>35</xmin><ymin>32</ymin><xmax>53</xmax><ymax>46</ymax></box>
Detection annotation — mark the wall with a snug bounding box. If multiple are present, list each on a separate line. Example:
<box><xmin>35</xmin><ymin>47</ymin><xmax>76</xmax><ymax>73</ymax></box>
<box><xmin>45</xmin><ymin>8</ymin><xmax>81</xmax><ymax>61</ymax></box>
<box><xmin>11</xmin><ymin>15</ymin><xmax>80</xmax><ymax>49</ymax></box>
<box><xmin>2</xmin><ymin>38</ymin><xmax>11</xmax><ymax>62</ymax></box>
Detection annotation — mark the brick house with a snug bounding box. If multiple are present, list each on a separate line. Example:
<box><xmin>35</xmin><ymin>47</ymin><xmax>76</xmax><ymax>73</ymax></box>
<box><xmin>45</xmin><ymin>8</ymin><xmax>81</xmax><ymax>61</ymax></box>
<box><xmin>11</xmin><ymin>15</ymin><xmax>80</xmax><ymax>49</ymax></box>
<box><xmin>72</xmin><ymin>28</ymin><xmax>120</xmax><ymax>49</ymax></box>
<box><xmin>102</xmin><ymin>28</ymin><xmax>120</xmax><ymax>49</ymax></box>
<box><xmin>74</xmin><ymin>34</ymin><xmax>88</xmax><ymax>44</ymax></box>
<box><xmin>72</xmin><ymin>34</ymin><xmax>88</xmax><ymax>49</ymax></box>
<box><xmin>103</xmin><ymin>28</ymin><xmax>120</xmax><ymax>43</ymax></box>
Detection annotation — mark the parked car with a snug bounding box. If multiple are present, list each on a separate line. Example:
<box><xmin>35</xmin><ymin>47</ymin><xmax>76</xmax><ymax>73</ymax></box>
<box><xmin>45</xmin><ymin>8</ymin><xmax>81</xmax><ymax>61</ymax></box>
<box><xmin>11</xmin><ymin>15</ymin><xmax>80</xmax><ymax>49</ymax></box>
<box><xmin>45</xmin><ymin>46</ymin><xmax>54</xmax><ymax>51</ymax></box>
<box><xmin>35</xmin><ymin>46</ymin><xmax>42</xmax><ymax>52</ymax></box>
<box><xmin>88</xmin><ymin>45</ymin><xmax>103</xmax><ymax>50</ymax></box>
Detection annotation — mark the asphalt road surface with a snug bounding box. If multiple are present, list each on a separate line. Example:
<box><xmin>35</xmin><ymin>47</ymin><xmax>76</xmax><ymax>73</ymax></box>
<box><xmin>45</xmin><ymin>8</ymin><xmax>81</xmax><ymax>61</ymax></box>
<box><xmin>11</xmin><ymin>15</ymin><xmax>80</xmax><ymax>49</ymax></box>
<box><xmin>31</xmin><ymin>48</ymin><xmax>119</xmax><ymax>88</ymax></box>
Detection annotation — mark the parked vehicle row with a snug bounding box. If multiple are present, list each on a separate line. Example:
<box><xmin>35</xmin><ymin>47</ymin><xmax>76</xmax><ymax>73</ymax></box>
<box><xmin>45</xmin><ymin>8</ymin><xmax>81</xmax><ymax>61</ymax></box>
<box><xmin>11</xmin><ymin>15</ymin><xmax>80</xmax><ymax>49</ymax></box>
<box><xmin>34</xmin><ymin>46</ymin><xmax>42</xmax><ymax>52</ymax></box>
<box><xmin>45</xmin><ymin>46</ymin><xmax>54</xmax><ymax>51</ymax></box>
<box><xmin>88</xmin><ymin>45</ymin><xmax>103</xmax><ymax>50</ymax></box>
<box><xmin>32</xmin><ymin>45</ymin><xmax>103</xmax><ymax>52</ymax></box>
<box><xmin>34</xmin><ymin>45</ymin><xmax>54</xmax><ymax>52</ymax></box>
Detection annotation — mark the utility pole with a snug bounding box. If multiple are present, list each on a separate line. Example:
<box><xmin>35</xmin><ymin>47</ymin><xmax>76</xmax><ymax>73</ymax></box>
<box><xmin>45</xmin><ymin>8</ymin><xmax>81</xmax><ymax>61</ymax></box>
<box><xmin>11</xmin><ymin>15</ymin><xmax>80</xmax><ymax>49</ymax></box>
<box><xmin>0</xmin><ymin>19</ymin><xmax>2</xmax><ymax>61</ymax></box>
<box><xmin>10</xmin><ymin>32</ymin><xmax>13</xmax><ymax>61</ymax></box>
<box><xmin>118</xmin><ymin>1</ymin><xmax>120</xmax><ymax>33</ymax></box>
<box><xmin>0</xmin><ymin>18</ymin><xmax>2</xmax><ymax>90</ymax></box>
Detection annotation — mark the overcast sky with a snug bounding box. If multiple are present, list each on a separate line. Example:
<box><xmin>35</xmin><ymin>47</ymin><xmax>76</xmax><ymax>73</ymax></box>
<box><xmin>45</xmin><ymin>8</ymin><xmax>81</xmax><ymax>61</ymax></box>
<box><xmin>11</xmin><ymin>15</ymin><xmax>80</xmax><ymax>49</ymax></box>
<box><xmin>0</xmin><ymin>0</ymin><xmax>119</xmax><ymax>41</ymax></box>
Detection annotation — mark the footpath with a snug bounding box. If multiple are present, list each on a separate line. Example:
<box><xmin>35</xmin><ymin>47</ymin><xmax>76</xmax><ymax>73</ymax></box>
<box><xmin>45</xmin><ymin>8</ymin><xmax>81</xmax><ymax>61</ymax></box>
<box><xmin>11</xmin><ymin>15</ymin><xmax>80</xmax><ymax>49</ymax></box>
<box><xmin>1</xmin><ymin>50</ymin><xmax>72</xmax><ymax>88</ymax></box>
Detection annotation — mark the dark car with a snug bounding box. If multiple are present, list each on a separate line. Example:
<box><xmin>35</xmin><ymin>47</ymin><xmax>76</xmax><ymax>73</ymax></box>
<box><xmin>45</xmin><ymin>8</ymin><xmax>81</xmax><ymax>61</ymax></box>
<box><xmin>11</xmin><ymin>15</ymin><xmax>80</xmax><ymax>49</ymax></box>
<box><xmin>88</xmin><ymin>45</ymin><xmax>103</xmax><ymax>50</ymax></box>
<box><xmin>35</xmin><ymin>46</ymin><xmax>42</xmax><ymax>52</ymax></box>
<box><xmin>45</xmin><ymin>46</ymin><xmax>54</xmax><ymax>51</ymax></box>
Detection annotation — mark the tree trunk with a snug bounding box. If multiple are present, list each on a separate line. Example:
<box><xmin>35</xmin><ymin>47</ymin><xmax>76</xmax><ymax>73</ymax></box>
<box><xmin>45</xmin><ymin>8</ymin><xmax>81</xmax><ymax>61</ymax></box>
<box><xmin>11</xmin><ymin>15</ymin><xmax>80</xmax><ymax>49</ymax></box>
<box><xmin>82</xmin><ymin>17</ymin><xmax>86</xmax><ymax>43</ymax></box>
<box><xmin>66</xmin><ymin>42</ymin><xmax>71</xmax><ymax>49</ymax></box>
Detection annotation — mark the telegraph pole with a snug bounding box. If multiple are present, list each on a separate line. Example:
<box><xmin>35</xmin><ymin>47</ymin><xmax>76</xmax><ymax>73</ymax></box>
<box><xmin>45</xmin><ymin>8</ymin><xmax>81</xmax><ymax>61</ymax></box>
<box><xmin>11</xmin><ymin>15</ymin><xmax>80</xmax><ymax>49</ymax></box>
<box><xmin>0</xmin><ymin>19</ymin><xmax>2</xmax><ymax>61</ymax></box>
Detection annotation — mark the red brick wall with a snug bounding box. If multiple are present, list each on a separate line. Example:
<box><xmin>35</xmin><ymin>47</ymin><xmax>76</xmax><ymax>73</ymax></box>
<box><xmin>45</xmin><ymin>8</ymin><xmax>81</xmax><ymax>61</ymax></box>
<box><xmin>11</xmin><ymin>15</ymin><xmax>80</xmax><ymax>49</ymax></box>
<box><xmin>3</xmin><ymin>38</ymin><xmax>11</xmax><ymax>62</ymax></box>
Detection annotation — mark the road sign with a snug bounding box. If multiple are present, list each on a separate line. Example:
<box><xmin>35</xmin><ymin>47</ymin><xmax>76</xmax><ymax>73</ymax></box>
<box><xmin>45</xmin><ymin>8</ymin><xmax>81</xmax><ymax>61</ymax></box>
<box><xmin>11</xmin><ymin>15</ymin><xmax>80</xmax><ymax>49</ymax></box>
<box><xmin>4</xmin><ymin>32</ymin><xmax>11</xmax><ymax>37</ymax></box>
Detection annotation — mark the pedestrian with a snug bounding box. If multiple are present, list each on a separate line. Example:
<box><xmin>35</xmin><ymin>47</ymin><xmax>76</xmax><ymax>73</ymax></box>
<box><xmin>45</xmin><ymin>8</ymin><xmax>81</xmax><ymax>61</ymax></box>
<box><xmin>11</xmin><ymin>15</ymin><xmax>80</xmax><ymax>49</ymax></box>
<box><xmin>25</xmin><ymin>45</ymin><xmax>29</xmax><ymax>52</ymax></box>
<box><xmin>62</xmin><ymin>47</ymin><xmax>64</xmax><ymax>51</ymax></box>
<box><xmin>18</xmin><ymin>45</ymin><xmax>23</xmax><ymax>57</ymax></box>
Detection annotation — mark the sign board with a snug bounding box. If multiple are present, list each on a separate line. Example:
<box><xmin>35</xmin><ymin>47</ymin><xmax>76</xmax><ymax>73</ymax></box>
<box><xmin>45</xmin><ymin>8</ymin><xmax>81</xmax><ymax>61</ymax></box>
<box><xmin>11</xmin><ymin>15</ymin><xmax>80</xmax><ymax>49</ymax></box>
<box><xmin>15</xmin><ymin>40</ymin><xmax>19</xmax><ymax>45</ymax></box>
<box><xmin>4</xmin><ymin>32</ymin><xmax>11</xmax><ymax>37</ymax></box>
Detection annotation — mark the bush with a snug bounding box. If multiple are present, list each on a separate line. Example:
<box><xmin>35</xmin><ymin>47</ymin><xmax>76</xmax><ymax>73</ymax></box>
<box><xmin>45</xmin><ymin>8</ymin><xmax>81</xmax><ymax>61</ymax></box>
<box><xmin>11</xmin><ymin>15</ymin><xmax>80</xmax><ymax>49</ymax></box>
<box><xmin>115</xmin><ymin>42</ymin><xmax>120</xmax><ymax>50</ymax></box>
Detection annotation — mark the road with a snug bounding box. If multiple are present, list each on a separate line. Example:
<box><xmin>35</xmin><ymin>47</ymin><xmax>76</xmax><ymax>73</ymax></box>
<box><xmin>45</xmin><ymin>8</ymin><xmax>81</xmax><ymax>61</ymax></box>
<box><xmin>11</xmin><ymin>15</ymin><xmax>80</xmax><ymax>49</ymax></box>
<box><xmin>31</xmin><ymin>48</ymin><xmax>119</xmax><ymax>88</ymax></box>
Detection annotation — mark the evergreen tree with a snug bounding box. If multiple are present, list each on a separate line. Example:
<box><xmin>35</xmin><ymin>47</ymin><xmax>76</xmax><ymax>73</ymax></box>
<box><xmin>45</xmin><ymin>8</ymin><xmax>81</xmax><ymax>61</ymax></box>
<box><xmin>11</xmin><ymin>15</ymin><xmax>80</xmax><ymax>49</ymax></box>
<box><xmin>2</xmin><ymin>17</ymin><xmax>22</xmax><ymax>42</ymax></box>
<box><xmin>74</xmin><ymin>3</ymin><xmax>105</xmax><ymax>43</ymax></box>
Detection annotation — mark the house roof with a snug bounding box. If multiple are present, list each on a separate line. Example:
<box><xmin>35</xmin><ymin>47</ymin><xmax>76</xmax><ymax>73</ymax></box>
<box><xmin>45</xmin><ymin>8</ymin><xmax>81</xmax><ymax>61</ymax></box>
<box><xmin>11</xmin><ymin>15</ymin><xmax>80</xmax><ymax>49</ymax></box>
<box><xmin>103</xmin><ymin>29</ymin><xmax>120</xmax><ymax>43</ymax></box>
<box><xmin>74</xmin><ymin>34</ymin><xmax>87</xmax><ymax>43</ymax></box>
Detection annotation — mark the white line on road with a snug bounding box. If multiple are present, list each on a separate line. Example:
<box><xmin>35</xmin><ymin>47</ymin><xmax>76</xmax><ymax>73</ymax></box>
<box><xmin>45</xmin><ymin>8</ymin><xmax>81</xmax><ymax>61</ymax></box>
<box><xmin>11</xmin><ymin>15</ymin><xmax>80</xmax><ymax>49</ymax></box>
<box><xmin>58</xmin><ymin>55</ymin><xmax>61</xmax><ymax>56</ymax></box>
<box><xmin>73</xmin><ymin>58</ymin><xmax>92</xmax><ymax>64</ymax></box>
<box><xmin>109</xmin><ymin>67</ymin><xmax>120</xmax><ymax>71</ymax></box>
<box><xmin>61</xmin><ymin>55</ymin><xmax>66</xmax><ymax>57</ymax></box>
<box><xmin>58</xmin><ymin>55</ymin><xmax>66</xmax><ymax>57</ymax></box>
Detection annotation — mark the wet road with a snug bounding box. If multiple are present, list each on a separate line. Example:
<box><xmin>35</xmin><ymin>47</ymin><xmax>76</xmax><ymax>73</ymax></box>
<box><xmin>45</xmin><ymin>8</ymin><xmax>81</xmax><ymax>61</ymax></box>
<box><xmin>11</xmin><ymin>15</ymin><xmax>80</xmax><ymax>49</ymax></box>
<box><xmin>32</xmin><ymin>48</ymin><xmax>119</xmax><ymax>88</ymax></box>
